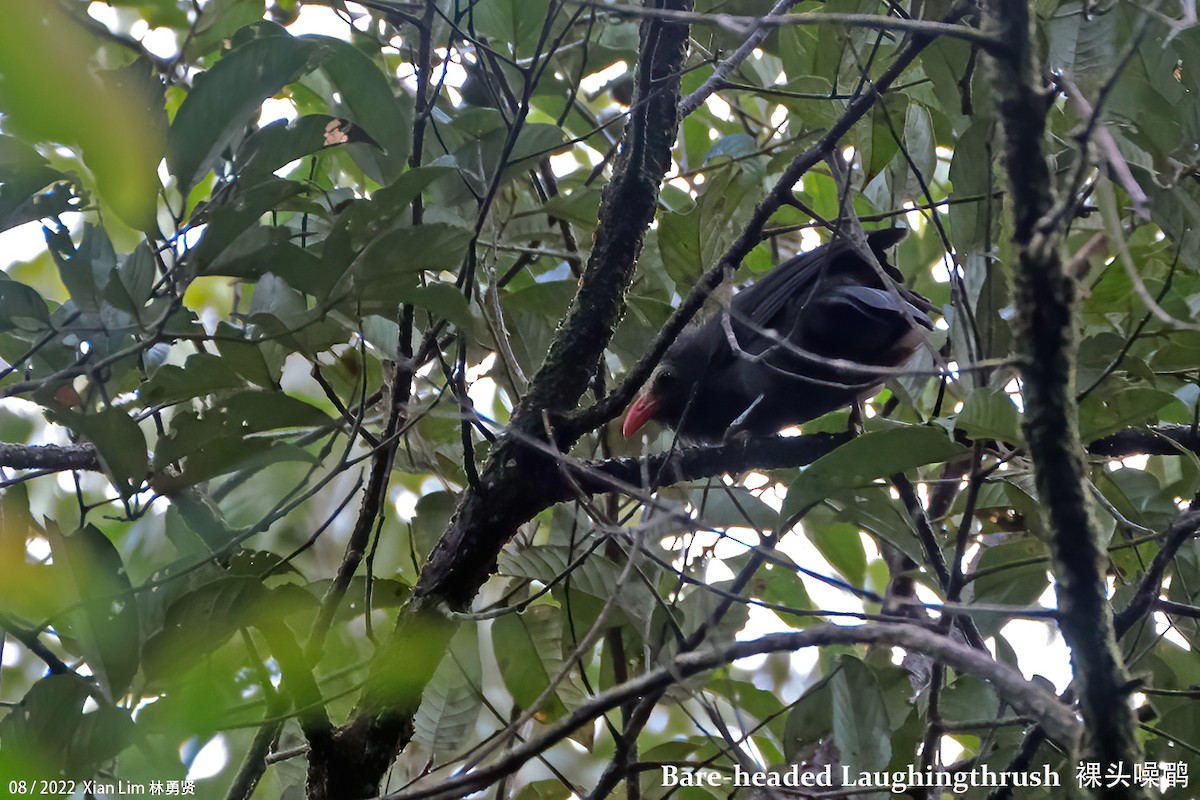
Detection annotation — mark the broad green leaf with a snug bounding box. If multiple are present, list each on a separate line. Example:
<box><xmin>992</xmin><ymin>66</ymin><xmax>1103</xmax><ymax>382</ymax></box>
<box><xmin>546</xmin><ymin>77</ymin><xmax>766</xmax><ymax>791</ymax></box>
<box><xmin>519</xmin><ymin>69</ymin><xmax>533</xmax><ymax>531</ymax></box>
<box><xmin>0</xmin><ymin>675</ymin><xmax>94</xmax><ymax>777</ymax></box>
<box><xmin>0</xmin><ymin>277</ymin><xmax>51</xmax><ymax>332</ymax></box>
<box><xmin>303</xmin><ymin>576</ymin><xmax>410</xmax><ymax>623</ymax></box>
<box><xmin>947</xmin><ymin>121</ymin><xmax>995</xmax><ymax>254</ymax></box>
<box><xmin>862</xmin><ymin>94</ymin><xmax>907</xmax><ymax>181</ymax></box>
<box><xmin>140</xmin><ymin>353</ymin><xmax>246</xmax><ymax>406</ymax></box>
<box><xmin>806</xmin><ymin>520</ymin><xmax>867</xmax><ymax>588</ymax></box>
<box><xmin>0</xmin><ymin>6</ymin><xmax>163</xmax><ymax>229</ymax></box>
<box><xmin>46</xmin><ymin>223</ymin><xmax>117</xmax><ymax>316</ymax></box>
<box><xmin>966</xmin><ymin>539</ymin><xmax>1050</xmax><ymax>635</ymax></box>
<box><xmin>831</xmin><ymin>656</ymin><xmax>892</xmax><ymax>774</ymax></box>
<box><xmin>498</xmin><ymin>544</ymin><xmax>654</xmax><ymax>629</ymax></box>
<box><xmin>143</xmin><ymin>577</ymin><xmax>316</xmax><ymax>681</ymax></box>
<box><xmin>53</xmin><ymin>407</ymin><xmax>148</xmax><ymax>499</ymax></box>
<box><xmin>657</xmin><ymin>202</ymin><xmax>703</xmax><ymax>287</ymax></box>
<box><xmin>492</xmin><ymin>605</ymin><xmax>571</xmax><ymax>720</ymax></box>
<box><xmin>413</xmin><ymin>624</ymin><xmax>483</xmax><ymax>757</ymax></box>
<box><xmin>939</xmin><ymin>674</ymin><xmax>1000</xmax><ymax>723</ymax></box>
<box><xmin>45</xmin><ymin>523</ymin><xmax>141</xmax><ymax>698</ymax></box>
<box><xmin>214</xmin><ymin>322</ymin><xmax>285</xmax><ymax>387</ymax></box>
<box><xmin>193</xmin><ymin>177</ymin><xmax>305</xmax><ymax>270</ymax></box>
<box><xmin>104</xmin><ymin>241</ymin><xmax>157</xmax><ymax>318</ymax></box>
<box><xmin>1078</xmin><ymin>387</ymin><xmax>1181</xmax><ymax>442</ymax></box>
<box><xmin>345</xmin><ymin>222</ymin><xmax>472</xmax><ymax>304</ymax></box>
<box><xmin>235</xmin><ymin>114</ymin><xmax>357</xmax><ymax>183</ymax></box>
<box><xmin>783</xmin><ymin>670</ymin><xmax>835</xmax><ymax>760</ymax></box>
<box><xmin>955</xmin><ymin>386</ymin><xmax>1022</xmax><ymax>444</ymax></box>
<box><xmin>540</xmin><ymin>187</ymin><xmax>603</xmax><ymax>229</ymax></box>
<box><xmin>691</xmin><ymin>486</ymin><xmax>778</xmax><ymax>531</ymax></box>
<box><xmin>728</xmin><ymin>551</ymin><xmax>816</xmax><ymax>627</ymax></box>
<box><xmin>902</xmin><ymin>103</ymin><xmax>937</xmax><ymax>188</ymax></box>
<box><xmin>168</xmin><ymin>30</ymin><xmax>320</xmax><ymax>190</ymax></box>
<box><xmin>370</xmin><ymin>164</ymin><xmax>458</xmax><ymax>218</ymax></box>
<box><xmin>780</xmin><ymin>426</ymin><xmax>966</xmax><ymax>521</ymax></box>
<box><xmin>0</xmin><ymin>135</ymin><xmax>74</xmax><ymax>234</ymax></box>
<box><xmin>440</xmin><ymin>122</ymin><xmax>568</xmax><ymax>203</ymax></box>
<box><xmin>402</xmin><ymin>283</ymin><xmax>474</xmax><ymax>334</ymax></box>
<box><xmin>316</xmin><ymin>37</ymin><xmax>413</xmax><ymax>184</ymax></box>
<box><xmin>248</xmin><ymin>272</ymin><xmax>310</xmax><ymax>330</ymax></box>
<box><xmin>472</xmin><ymin>0</ymin><xmax>555</xmax><ymax>58</ymax></box>
<box><xmin>153</xmin><ymin>390</ymin><xmax>328</xmax><ymax>484</ymax></box>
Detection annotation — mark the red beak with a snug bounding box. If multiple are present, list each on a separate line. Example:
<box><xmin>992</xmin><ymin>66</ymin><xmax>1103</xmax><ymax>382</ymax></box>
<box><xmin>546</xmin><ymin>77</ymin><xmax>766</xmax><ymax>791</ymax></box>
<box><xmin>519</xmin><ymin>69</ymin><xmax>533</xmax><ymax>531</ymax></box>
<box><xmin>622</xmin><ymin>392</ymin><xmax>660</xmax><ymax>438</ymax></box>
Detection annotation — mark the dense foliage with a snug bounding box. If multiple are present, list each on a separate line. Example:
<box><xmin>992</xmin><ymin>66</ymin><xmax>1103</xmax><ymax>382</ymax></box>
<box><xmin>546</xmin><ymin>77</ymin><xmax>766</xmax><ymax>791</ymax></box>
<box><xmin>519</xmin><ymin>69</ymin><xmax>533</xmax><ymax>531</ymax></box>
<box><xmin>1</xmin><ymin>0</ymin><xmax>1199</xmax><ymax>798</ymax></box>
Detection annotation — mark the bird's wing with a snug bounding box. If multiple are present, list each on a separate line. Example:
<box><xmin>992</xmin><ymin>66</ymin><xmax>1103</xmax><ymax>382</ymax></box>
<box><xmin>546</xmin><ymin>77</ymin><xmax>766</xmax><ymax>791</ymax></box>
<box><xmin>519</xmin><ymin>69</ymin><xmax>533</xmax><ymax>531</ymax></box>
<box><xmin>730</xmin><ymin>228</ymin><xmax>910</xmax><ymax>342</ymax></box>
<box><xmin>823</xmin><ymin>284</ymin><xmax>934</xmax><ymax>330</ymax></box>
<box><xmin>732</xmin><ymin>242</ymin><xmax>837</xmax><ymax>332</ymax></box>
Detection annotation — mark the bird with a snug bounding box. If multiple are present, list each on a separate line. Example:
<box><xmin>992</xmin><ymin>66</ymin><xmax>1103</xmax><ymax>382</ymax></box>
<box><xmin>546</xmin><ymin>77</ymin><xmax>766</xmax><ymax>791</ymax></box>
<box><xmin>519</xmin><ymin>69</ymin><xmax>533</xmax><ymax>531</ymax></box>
<box><xmin>621</xmin><ymin>228</ymin><xmax>934</xmax><ymax>443</ymax></box>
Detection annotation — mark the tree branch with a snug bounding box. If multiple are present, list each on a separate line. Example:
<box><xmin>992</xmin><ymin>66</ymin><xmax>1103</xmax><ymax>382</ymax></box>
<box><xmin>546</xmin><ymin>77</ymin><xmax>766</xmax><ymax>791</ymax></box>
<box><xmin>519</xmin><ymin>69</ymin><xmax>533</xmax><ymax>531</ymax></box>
<box><xmin>381</xmin><ymin>623</ymin><xmax>1080</xmax><ymax>800</ymax></box>
<box><xmin>985</xmin><ymin>0</ymin><xmax>1145</xmax><ymax>791</ymax></box>
<box><xmin>317</xmin><ymin>3</ymin><xmax>695</xmax><ymax>795</ymax></box>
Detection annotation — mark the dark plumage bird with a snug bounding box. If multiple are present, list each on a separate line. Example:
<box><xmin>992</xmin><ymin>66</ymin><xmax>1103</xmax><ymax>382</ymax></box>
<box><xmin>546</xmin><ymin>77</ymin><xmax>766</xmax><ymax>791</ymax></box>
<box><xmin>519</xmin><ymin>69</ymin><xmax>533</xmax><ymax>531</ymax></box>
<box><xmin>622</xmin><ymin>228</ymin><xmax>934</xmax><ymax>443</ymax></box>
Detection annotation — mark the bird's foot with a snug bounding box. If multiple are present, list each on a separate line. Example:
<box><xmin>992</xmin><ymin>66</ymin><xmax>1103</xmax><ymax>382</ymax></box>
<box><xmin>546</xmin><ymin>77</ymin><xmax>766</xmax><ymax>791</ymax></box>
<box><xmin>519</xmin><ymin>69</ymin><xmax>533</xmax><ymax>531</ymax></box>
<box><xmin>721</xmin><ymin>426</ymin><xmax>755</xmax><ymax>448</ymax></box>
<box><xmin>848</xmin><ymin>400</ymin><xmax>865</xmax><ymax>436</ymax></box>
<box><xmin>722</xmin><ymin>395</ymin><xmax>765</xmax><ymax>445</ymax></box>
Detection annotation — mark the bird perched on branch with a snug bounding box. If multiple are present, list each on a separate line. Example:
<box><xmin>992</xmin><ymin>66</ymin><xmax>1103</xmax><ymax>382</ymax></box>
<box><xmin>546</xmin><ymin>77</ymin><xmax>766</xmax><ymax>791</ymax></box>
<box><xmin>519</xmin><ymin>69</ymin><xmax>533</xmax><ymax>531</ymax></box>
<box><xmin>622</xmin><ymin>228</ymin><xmax>934</xmax><ymax>443</ymax></box>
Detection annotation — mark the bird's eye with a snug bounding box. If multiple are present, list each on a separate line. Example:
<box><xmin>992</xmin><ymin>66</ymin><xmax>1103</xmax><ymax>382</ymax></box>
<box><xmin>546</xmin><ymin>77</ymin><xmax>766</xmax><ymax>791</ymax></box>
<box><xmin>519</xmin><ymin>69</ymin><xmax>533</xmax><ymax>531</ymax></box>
<box><xmin>657</xmin><ymin>367</ymin><xmax>675</xmax><ymax>387</ymax></box>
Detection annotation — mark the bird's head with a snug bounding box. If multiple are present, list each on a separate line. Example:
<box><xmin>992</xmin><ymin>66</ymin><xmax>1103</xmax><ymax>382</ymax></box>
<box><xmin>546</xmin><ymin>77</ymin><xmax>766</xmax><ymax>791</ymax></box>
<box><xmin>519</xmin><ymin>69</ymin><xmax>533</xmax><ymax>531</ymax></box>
<box><xmin>622</xmin><ymin>323</ymin><xmax>718</xmax><ymax>439</ymax></box>
<box><xmin>624</xmin><ymin>362</ymin><xmax>681</xmax><ymax>438</ymax></box>
<box><xmin>622</xmin><ymin>360</ymin><xmax>688</xmax><ymax>438</ymax></box>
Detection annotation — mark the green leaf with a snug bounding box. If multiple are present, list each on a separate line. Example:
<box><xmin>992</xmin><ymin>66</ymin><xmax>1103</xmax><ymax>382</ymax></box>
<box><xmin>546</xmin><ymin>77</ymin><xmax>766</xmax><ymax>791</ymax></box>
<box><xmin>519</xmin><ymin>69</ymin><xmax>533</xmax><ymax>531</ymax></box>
<box><xmin>498</xmin><ymin>544</ymin><xmax>654</xmax><ymax>629</ymax></box>
<box><xmin>658</xmin><ymin>159</ymin><xmax>761</xmax><ymax>289</ymax></box>
<box><xmin>1078</xmin><ymin>387</ymin><xmax>1181</xmax><ymax>442</ymax></box>
<box><xmin>402</xmin><ymin>283</ymin><xmax>475</xmax><ymax>334</ymax></box>
<box><xmin>966</xmin><ymin>539</ymin><xmax>1050</xmax><ymax>635</ymax></box>
<box><xmin>413</xmin><ymin>624</ymin><xmax>483</xmax><ymax>758</ymax></box>
<box><xmin>807</xmin><ymin>520</ymin><xmax>867</xmax><ymax>587</ymax></box>
<box><xmin>232</xmin><ymin>113</ymin><xmax>338</xmax><ymax>179</ymax></box>
<box><xmin>140</xmin><ymin>353</ymin><xmax>246</xmax><ymax>406</ymax></box>
<box><xmin>955</xmin><ymin>387</ymin><xmax>1022</xmax><ymax>444</ymax></box>
<box><xmin>0</xmin><ymin>6</ymin><xmax>164</xmax><ymax>229</ymax></box>
<box><xmin>736</xmin><ymin>554</ymin><xmax>815</xmax><ymax>627</ymax></box>
<box><xmin>0</xmin><ymin>277</ymin><xmax>51</xmax><ymax>332</ymax></box>
<box><xmin>902</xmin><ymin>102</ymin><xmax>937</xmax><ymax>187</ymax></box>
<box><xmin>168</xmin><ymin>31</ymin><xmax>320</xmax><ymax>190</ymax></box>
<box><xmin>235</xmin><ymin>114</ymin><xmax>358</xmax><ymax>183</ymax></box>
<box><xmin>193</xmin><ymin>177</ymin><xmax>305</xmax><ymax>271</ymax></box>
<box><xmin>657</xmin><ymin>202</ymin><xmax>702</xmax><ymax>287</ymax></box>
<box><xmin>53</xmin><ymin>407</ymin><xmax>148</xmax><ymax>498</ymax></box>
<box><xmin>780</xmin><ymin>426</ymin><xmax>966</xmax><ymax>521</ymax></box>
<box><xmin>472</xmin><ymin>0</ymin><xmax>554</xmax><ymax>58</ymax></box>
<box><xmin>315</xmin><ymin>37</ymin><xmax>413</xmax><ymax>184</ymax></box>
<box><xmin>104</xmin><ymin>241</ymin><xmax>157</xmax><ymax>317</ymax></box>
<box><xmin>214</xmin><ymin>322</ymin><xmax>285</xmax><ymax>387</ymax></box>
<box><xmin>0</xmin><ymin>135</ymin><xmax>72</xmax><ymax>234</ymax></box>
<box><xmin>344</xmin><ymin>222</ymin><xmax>472</xmax><ymax>304</ymax></box>
<box><xmin>948</xmin><ymin>121</ymin><xmax>995</xmax><ymax>254</ymax></box>
<box><xmin>0</xmin><ymin>674</ymin><xmax>92</xmax><ymax>776</ymax></box>
<box><xmin>540</xmin><ymin>187</ymin><xmax>603</xmax><ymax>229</ymax></box>
<box><xmin>492</xmin><ymin>605</ymin><xmax>570</xmax><ymax>719</ymax></box>
<box><xmin>784</xmin><ymin>672</ymin><xmax>834</xmax><ymax>760</ymax></box>
<box><xmin>863</xmin><ymin>95</ymin><xmax>907</xmax><ymax>181</ymax></box>
<box><xmin>46</xmin><ymin>223</ymin><xmax>117</xmax><ymax>316</ymax></box>
<box><xmin>45</xmin><ymin>523</ymin><xmax>141</xmax><ymax>698</ymax></box>
<box><xmin>440</xmin><ymin>122</ymin><xmax>568</xmax><ymax>203</ymax></box>
<box><xmin>831</xmin><ymin>656</ymin><xmax>892</xmax><ymax>774</ymax></box>
<box><xmin>370</xmin><ymin>164</ymin><xmax>458</xmax><ymax>217</ymax></box>
<box><xmin>248</xmin><ymin>272</ymin><xmax>310</xmax><ymax>330</ymax></box>
<box><xmin>691</xmin><ymin>486</ymin><xmax>778</xmax><ymax>531</ymax></box>
<box><xmin>143</xmin><ymin>577</ymin><xmax>316</xmax><ymax>681</ymax></box>
<box><xmin>153</xmin><ymin>390</ymin><xmax>328</xmax><ymax>486</ymax></box>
